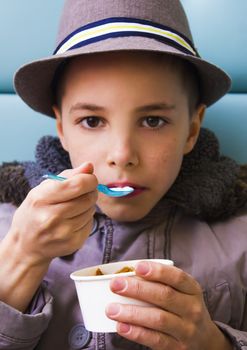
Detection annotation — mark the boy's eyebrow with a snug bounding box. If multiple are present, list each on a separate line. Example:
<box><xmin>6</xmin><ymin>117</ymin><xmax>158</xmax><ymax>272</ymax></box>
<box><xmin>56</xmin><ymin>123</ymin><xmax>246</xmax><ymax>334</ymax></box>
<box><xmin>69</xmin><ymin>103</ymin><xmax>106</xmax><ymax>113</ymax></box>
<box><xmin>135</xmin><ymin>103</ymin><xmax>176</xmax><ymax>113</ymax></box>
<box><xmin>69</xmin><ymin>102</ymin><xmax>176</xmax><ymax>114</ymax></box>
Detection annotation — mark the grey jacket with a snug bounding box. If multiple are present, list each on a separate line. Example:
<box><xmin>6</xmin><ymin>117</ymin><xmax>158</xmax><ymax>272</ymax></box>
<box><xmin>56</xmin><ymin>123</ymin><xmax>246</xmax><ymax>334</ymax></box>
<box><xmin>0</xmin><ymin>128</ymin><xmax>247</xmax><ymax>349</ymax></box>
<box><xmin>0</xmin><ymin>202</ymin><xmax>247</xmax><ymax>350</ymax></box>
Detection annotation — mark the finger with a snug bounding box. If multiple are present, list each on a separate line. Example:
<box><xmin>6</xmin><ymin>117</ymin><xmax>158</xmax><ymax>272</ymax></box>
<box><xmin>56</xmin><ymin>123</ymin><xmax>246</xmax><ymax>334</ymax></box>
<box><xmin>116</xmin><ymin>322</ymin><xmax>180</xmax><ymax>350</ymax></box>
<box><xmin>109</xmin><ymin>276</ymin><xmax>196</xmax><ymax>317</ymax></box>
<box><xmin>32</xmin><ymin>172</ymin><xmax>98</xmax><ymax>204</ymax></box>
<box><xmin>71</xmin><ymin>215</ymin><xmax>95</xmax><ymax>247</ymax></box>
<box><xmin>69</xmin><ymin>207</ymin><xmax>96</xmax><ymax>233</ymax></box>
<box><xmin>49</xmin><ymin>190</ymin><xmax>98</xmax><ymax>219</ymax></box>
<box><xmin>60</xmin><ymin>207</ymin><xmax>96</xmax><ymax>236</ymax></box>
<box><xmin>106</xmin><ymin>303</ymin><xmax>184</xmax><ymax>340</ymax></box>
<box><xmin>60</xmin><ymin>162</ymin><xmax>94</xmax><ymax>178</ymax></box>
<box><xmin>34</xmin><ymin>205</ymin><xmax>95</xmax><ymax>241</ymax></box>
<box><xmin>135</xmin><ymin>261</ymin><xmax>201</xmax><ymax>295</ymax></box>
<box><xmin>27</xmin><ymin>208</ymin><xmax>95</xmax><ymax>259</ymax></box>
<box><xmin>55</xmin><ymin>217</ymin><xmax>94</xmax><ymax>256</ymax></box>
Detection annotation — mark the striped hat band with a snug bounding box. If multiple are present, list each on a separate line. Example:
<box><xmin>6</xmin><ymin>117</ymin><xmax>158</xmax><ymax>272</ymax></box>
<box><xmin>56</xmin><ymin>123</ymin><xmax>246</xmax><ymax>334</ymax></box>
<box><xmin>54</xmin><ymin>17</ymin><xmax>198</xmax><ymax>57</ymax></box>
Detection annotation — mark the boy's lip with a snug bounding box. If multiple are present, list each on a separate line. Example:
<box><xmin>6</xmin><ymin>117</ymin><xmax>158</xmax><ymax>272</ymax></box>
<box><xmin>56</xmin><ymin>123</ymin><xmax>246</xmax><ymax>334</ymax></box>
<box><xmin>106</xmin><ymin>182</ymin><xmax>147</xmax><ymax>197</ymax></box>
<box><xmin>106</xmin><ymin>182</ymin><xmax>146</xmax><ymax>190</ymax></box>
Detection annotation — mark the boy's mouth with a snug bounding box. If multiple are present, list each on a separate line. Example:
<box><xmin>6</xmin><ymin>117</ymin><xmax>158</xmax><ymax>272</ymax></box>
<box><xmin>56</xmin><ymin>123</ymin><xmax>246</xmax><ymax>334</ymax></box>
<box><xmin>106</xmin><ymin>182</ymin><xmax>147</xmax><ymax>197</ymax></box>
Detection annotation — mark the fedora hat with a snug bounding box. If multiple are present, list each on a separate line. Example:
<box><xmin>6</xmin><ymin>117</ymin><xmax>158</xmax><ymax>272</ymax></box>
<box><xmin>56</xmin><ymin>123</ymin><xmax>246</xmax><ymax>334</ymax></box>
<box><xmin>14</xmin><ymin>0</ymin><xmax>231</xmax><ymax>118</ymax></box>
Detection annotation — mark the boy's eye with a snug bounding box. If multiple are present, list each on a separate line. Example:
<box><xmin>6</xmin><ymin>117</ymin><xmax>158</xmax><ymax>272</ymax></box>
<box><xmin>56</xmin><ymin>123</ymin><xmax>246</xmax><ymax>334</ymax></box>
<box><xmin>79</xmin><ymin>116</ymin><xmax>103</xmax><ymax>128</ymax></box>
<box><xmin>141</xmin><ymin>116</ymin><xmax>166</xmax><ymax>128</ymax></box>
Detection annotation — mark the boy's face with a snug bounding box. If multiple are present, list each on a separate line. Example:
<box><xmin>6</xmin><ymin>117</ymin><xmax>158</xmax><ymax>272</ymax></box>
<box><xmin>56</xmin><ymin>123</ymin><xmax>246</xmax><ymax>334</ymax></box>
<box><xmin>54</xmin><ymin>52</ymin><xmax>205</xmax><ymax>222</ymax></box>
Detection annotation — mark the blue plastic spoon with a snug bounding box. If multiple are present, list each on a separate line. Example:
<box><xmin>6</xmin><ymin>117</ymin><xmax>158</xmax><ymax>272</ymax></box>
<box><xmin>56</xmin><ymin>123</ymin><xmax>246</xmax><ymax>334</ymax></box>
<box><xmin>42</xmin><ymin>173</ymin><xmax>134</xmax><ymax>197</ymax></box>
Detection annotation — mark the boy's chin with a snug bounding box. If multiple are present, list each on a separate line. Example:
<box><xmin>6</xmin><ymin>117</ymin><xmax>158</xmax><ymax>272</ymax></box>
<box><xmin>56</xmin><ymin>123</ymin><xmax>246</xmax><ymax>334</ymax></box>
<box><xmin>98</xmin><ymin>204</ymin><xmax>152</xmax><ymax>223</ymax></box>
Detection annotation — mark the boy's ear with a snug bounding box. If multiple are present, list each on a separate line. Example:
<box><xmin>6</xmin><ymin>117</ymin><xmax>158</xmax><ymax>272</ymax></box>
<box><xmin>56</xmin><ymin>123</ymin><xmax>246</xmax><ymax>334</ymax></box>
<box><xmin>183</xmin><ymin>104</ymin><xmax>206</xmax><ymax>154</ymax></box>
<box><xmin>52</xmin><ymin>105</ymin><xmax>69</xmax><ymax>151</ymax></box>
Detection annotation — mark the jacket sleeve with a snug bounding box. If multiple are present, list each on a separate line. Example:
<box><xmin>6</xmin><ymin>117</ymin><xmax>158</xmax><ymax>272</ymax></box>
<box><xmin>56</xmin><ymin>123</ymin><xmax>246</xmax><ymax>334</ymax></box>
<box><xmin>216</xmin><ymin>321</ymin><xmax>247</xmax><ymax>350</ymax></box>
<box><xmin>0</xmin><ymin>282</ymin><xmax>53</xmax><ymax>350</ymax></box>
<box><xmin>0</xmin><ymin>203</ymin><xmax>54</xmax><ymax>349</ymax></box>
<box><xmin>213</xmin><ymin>212</ymin><xmax>247</xmax><ymax>350</ymax></box>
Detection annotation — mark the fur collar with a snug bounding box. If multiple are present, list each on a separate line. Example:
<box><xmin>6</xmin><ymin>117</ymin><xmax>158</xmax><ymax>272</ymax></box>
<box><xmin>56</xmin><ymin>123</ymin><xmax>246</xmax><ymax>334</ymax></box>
<box><xmin>0</xmin><ymin>128</ymin><xmax>246</xmax><ymax>221</ymax></box>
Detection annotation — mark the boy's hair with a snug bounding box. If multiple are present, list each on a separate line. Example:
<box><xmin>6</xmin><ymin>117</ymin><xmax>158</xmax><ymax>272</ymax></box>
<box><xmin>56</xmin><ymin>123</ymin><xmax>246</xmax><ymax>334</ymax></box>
<box><xmin>52</xmin><ymin>52</ymin><xmax>201</xmax><ymax>117</ymax></box>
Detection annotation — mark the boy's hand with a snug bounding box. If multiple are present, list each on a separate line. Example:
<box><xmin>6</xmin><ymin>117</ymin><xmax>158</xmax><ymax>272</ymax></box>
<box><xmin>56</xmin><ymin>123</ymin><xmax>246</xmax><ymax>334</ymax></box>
<box><xmin>106</xmin><ymin>262</ymin><xmax>233</xmax><ymax>350</ymax></box>
<box><xmin>8</xmin><ymin>162</ymin><xmax>98</xmax><ymax>266</ymax></box>
<box><xmin>0</xmin><ymin>162</ymin><xmax>97</xmax><ymax>312</ymax></box>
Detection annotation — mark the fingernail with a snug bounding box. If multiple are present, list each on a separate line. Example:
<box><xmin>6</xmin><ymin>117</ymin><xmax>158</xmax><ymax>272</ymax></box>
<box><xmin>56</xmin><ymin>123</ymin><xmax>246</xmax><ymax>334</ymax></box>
<box><xmin>111</xmin><ymin>278</ymin><xmax>127</xmax><ymax>292</ymax></box>
<box><xmin>79</xmin><ymin>161</ymin><xmax>91</xmax><ymax>167</ymax></box>
<box><xmin>136</xmin><ymin>261</ymin><xmax>151</xmax><ymax>276</ymax></box>
<box><xmin>106</xmin><ymin>303</ymin><xmax>120</xmax><ymax>316</ymax></box>
<box><xmin>78</xmin><ymin>162</ymin><xmax>93</xmax><ymax>170</ymax></box>
<box><xmin>118</xmin><ymin>323</ymin><xmax>131</xmax><ymax>334</ymax></box>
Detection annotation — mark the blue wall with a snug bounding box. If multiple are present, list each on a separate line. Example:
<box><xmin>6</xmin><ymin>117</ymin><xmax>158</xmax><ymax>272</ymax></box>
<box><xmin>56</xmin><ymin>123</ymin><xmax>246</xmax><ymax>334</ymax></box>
<box><xmin>0</xmin><ymin>1</ymin><xmax>246</xmax><ymax>163</ymax></box>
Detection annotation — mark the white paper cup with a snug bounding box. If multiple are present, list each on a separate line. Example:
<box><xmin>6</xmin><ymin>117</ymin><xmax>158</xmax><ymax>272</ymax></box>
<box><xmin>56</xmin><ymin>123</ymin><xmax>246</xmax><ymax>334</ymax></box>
<box><xmin>70</xmin><ymin>258</ymin><xmax>174</xmax><ymax>333</ymax></box>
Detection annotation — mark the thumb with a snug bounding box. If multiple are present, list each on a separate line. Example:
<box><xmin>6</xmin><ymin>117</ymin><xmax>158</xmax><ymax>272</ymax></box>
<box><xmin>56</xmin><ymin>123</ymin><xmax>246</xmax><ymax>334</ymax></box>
<box><xmin>76</xmin><ymin>162</ymin><xmax>94</xmax><ymax>174</ymax></box>
<box><xmin>59</xmin><ymin>162</ymin><xmax>94</xmax><ymax>179</ymax></box>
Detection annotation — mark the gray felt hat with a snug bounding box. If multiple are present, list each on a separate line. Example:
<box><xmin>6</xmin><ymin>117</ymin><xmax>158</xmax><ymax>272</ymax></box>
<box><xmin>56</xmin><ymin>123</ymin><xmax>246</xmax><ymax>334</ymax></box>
<box><xmin>14</xmin><ymin>0</ymin><xmax>232</xmax><ymax>118</ymax></box>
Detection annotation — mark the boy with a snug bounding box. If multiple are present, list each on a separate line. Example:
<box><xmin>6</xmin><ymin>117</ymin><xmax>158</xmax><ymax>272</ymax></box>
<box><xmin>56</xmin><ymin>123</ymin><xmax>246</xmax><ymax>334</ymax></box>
<box><xmin>0</xmin><ymin>0</ymin><xmax>246</xmax><ymax>349</ymax></box>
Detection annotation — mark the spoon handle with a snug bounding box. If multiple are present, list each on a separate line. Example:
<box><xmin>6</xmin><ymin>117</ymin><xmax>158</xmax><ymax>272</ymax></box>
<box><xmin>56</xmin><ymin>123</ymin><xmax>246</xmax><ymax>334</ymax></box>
<box><xmin>42</xmin><ymin>173</ymin><xmax>133</xmax><ymax>197</ymax></box>
<box><xmin>42</xmin><ymin>174</ymin><xmax>66</xmax><ymax>181</ymax></box>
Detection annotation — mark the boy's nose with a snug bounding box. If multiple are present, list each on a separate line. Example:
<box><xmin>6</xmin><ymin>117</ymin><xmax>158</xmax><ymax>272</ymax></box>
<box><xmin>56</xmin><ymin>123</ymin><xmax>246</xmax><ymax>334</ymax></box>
<box><xmin>106</xmin><ymin>136</ymin><xmax>139</xmax><ymax>169</ymax></box>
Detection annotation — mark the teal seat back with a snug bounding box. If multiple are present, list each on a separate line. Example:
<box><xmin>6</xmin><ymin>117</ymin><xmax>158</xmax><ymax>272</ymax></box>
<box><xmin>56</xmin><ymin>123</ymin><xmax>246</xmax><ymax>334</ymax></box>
<box><xmin>0</xmin><ymin>0</ymin><xmax>246</xmax><ymax>163</ymax></box>
<box><xmin>0</xmin><ymin>0</ymin><xmax>63</xmax><ymax>162</ymax></box>
<box><xmin>182</xmin><ymin>0</ymin><xmax>247</xmax><ymax>163</ymax></box>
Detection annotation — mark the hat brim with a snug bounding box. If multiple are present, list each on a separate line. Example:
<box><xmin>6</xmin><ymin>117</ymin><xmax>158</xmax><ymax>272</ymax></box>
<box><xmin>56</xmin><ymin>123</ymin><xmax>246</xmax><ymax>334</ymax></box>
<box><xmin>14</xmin><ymin>36</ymin><xmax>231</xmax><ymax>117</ymax></box>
